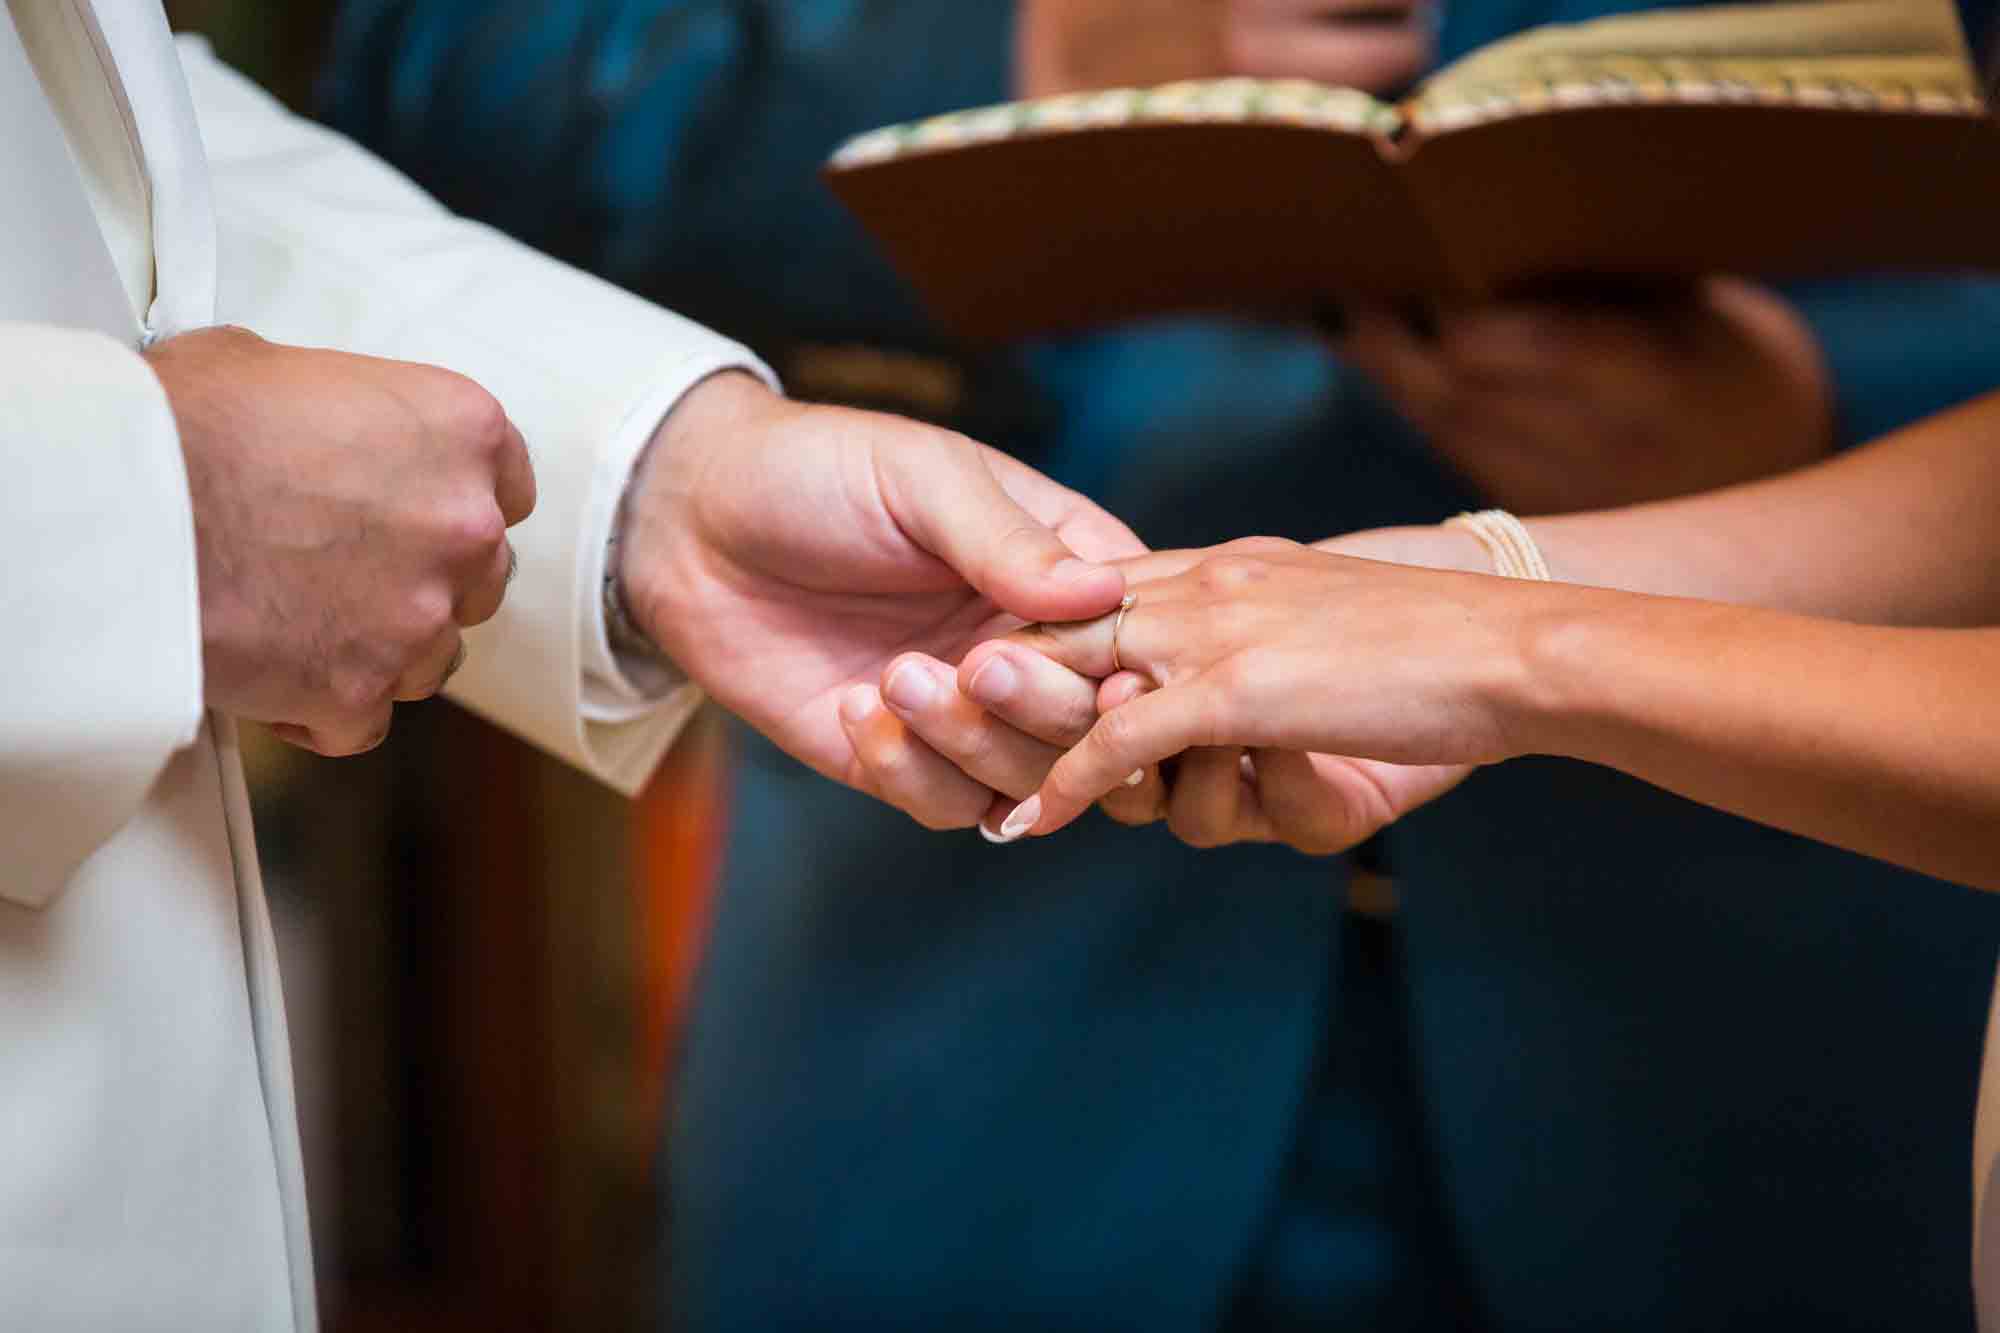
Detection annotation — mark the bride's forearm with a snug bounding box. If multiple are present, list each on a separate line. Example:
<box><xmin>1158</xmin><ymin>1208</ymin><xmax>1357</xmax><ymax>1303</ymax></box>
<box><xmin>1526</xmin><ymin>391</ymin><xmax>2000</xmax><ymax>625</ymax></box>
<box><xmin>1324</xmin><ymin>391</ymin><xmax>2000</xmax><ymax>626</ymax></box>
<box><xmin>1302</xmin><ymin>393</ymin><xmax>2000</xmax><ymax>886</ymax></box>
<box><xmin>1506</xmin><ymin>593</ymin><xmax>2000</xmax><ymax>890</ymax></box>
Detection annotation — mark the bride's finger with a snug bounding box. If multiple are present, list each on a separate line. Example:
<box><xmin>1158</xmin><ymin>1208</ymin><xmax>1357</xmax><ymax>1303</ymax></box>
<box><xmin>1007</xmin><ymin>679</ymin><xmax>1226</xmax><ymax>837</ymax></box>
<box><xmin>1095</xmin><ymin>670</ymin><xmax>1150</xmax><ymax>714</ymax></box>
<box><xmin>998</xmin><ymin>591</ymin><xmax>1181</xmax><ymax>681</ymax></box>
<box><xmin>1167</xmin><ymin>747</ymin><xmax>1258</xmax><ymax>848</ymax></box>
<box><xmin>1095</xmin><ymin>672</ymin><xmax>1168</xmax><ymax>826</ymax></box>
<box><xmin>1247</xmin><ymin>748</ymin><xmax>1356</xmax><ymax>855</ymax></box>
<box><xmin>998</xmin><ymin>615</ymin><xmax>1121</xmax><ymax>679</ymax></box>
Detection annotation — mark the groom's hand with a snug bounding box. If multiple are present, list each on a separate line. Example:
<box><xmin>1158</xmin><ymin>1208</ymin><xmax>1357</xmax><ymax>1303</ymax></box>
<box><xmin>615</xmin><ymin>372</ymin><xmax>1142</xmax><ymax>825</ymax></box>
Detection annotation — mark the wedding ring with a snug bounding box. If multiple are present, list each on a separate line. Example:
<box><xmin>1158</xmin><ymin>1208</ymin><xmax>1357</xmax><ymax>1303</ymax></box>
<box><xmin>1110</xmin><ymin>593</ymin><xmax>1136</xmax><ymax>674</ymax></box>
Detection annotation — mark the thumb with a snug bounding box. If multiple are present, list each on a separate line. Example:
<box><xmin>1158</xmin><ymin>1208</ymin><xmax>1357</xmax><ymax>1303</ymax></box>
<box><xmin>880</xmin><ymin>434</ymin><xmax>1126</xmax><ymax>623</ymax></box>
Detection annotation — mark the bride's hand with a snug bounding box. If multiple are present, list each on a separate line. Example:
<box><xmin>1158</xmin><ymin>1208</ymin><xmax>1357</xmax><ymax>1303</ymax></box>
<box><xmin>1102</xmin><ymin>660</ymin><xmax>1476</xmax><ymax>851</ymax></box>
<box><xmin>856</xmin><ymin>630</ymin><xmax>1470</xmax><ymax>852</ymax></box>
<box><xmin>843</xmin><ymin>550</ymin><xmax>1227</xmax><ymax>837</ymax></box>
<box><xmin>1084</xmin><ymin>659</ymin><xmax>1474</xmax><ymax>853</ymax></box>
<box><xmin>849</xmin><ymin>529</ymin><xmax>1499</xmax><ymax>848</ymax></box>
<box><xmin>984</xmin><ymin>537</ymin><xmax>1556</xmax><ymax>838</ymax></box>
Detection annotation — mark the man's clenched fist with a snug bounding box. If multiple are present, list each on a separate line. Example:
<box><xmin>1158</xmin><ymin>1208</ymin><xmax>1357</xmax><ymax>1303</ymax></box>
<box><xmin>147</xmin><ymin>326</ymin><xmax>534</xmax><ymax>755</ymax></box>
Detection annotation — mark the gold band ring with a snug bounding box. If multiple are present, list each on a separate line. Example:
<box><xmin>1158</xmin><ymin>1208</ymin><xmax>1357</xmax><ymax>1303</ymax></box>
<box><xmin>1110</xmin><ymin>593</ymin><xmax>1136</xmax><ymax>674</ymax></box>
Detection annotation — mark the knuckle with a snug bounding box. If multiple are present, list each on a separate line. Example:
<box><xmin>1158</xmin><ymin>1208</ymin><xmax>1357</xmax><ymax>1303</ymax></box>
<box><xmin>1214</xmin><ymin>650</ymin><xmax>1278</xmax><ymax>707</ymax></box>
<box><xmin>1220</xmin><ymin>536</ymin><xmax>1299</xmax><ymax>559</ymax></box>
<box><xmin>1198</xmin><ymin>553</ymin><xmax>1266</xmax><ymax>594</ymax></box>
<box><xmin>438</xmin><ymin>499</ymin><xmax>508</xmax><ymax>561</ymax></box>
<box><xmin>333</xmin><ymin>662</ymin><xmax>396</xmax><ymax>716</ymax></box>
<box><xmin>918</xmin><ymin>710</ymin><xmax>985</xmax><ymax>767</ymax></box>
<box><xmin>401</xmin><ymin>585</ymin><xmax>457</xmax><ymax>644</ymax></box>
<box><xmin>953</xmin><ymin>719</ymin><xmax>1002</xmax><ymax>770</ymax></box>
<box><xmin>864</xmin><ymin>741</ymin><xmax>982</xmax><ymax>833</ymax></box>
<box><xmin>438</xmin><ymin>375</ymin><xmax>510</xmax><ymax>449</ymax></box>
<box><xmin>854</xmin><ymin>734</ymin><xmax>904</xmax><ymax>789</ymax></box>
<box><xmin>457</xmin><ymin>564</ymin><xmax>508</xmax><ymax>627</ymax></box>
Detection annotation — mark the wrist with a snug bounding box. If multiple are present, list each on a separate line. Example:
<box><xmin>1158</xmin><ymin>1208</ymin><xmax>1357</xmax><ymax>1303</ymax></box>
<box><xmin>1314</xmin><ymin>523</ymin><xmax>1489</xmax><ymax>573</ymax></box>
<box><xmin>1499</xmin><ymin>585</ymin><xmax>1668</xmax><ymax>765</ymax></box>
<box><xmin>617</xmin><ymin>371</ymin><xmax>785</xmax><ymax>662</ymax></box>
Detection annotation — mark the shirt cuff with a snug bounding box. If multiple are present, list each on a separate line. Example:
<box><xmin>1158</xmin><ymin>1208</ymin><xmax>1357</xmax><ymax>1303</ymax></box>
<box><xmin>578</xmin><ymin>348</ymin><xmax>781</xmax><ymax>725</ymax></box>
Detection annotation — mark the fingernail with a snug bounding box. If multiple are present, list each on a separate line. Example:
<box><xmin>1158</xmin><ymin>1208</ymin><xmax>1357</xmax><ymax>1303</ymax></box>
<box><xmin>999</xmin><ymin>795</ymin><xmax>1042</xmax><ymax>840</ymax></box>
<box><xmin>839</xmin><ymin>684</ymin><xmax>879</xmax><ymax>726</ymax></box>
<box><xmin>978</xmin><ymin>822</ymin><xmax>1015</xmax><ymax>846</ymax></box>
<box><xmin>883</xmin><ymin>661</ymin><xmax>940</xmax><ymax>714</ymax></box>
<box><xmin>967</xmin><ymin>657</ymin><xmax>1019</xmax><ymax>706</ymax></box>
<box><xmin>1124</xmin><ymin>770</ymin><xmax>1145</xmax><ymax>787</ymax></box>
<box><xmin>1052</xmin><ymin>558</ymin><xmax>1109</xmax><ymax>585</ymax></box>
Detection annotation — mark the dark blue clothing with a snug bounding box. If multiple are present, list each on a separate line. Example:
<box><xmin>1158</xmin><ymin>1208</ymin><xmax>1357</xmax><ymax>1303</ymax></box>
<box><xmin>324</xmin><ymin>4</ymin><xmax>2000</xmax><ymax>1329</ymax></box>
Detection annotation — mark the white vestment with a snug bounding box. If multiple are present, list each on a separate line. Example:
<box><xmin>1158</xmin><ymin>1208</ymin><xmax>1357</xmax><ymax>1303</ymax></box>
<box><xmin>0</xmin><ymin>2</ymin><xmax>765</xmax><ymax>1327</ymax></box>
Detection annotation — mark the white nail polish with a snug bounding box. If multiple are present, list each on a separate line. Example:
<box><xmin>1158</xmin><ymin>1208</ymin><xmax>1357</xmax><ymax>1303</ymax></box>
<box><xmin>1124</xmin><ymin>770</ymin><xmax>1146</xmax><ymax>787</ymax></box>
<box><xmin>978</xmin><ymin>822</ymin><xmax>1016</xmax><ymax>846</ymax></box>
<box><xmin>999</xmin><ymin>796</ymin><xmax>1041</xmax><ymax>840</ymax></box>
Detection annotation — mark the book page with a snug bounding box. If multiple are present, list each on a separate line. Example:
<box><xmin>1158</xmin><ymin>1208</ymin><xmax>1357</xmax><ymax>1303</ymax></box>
<box><xmin>829</xmin><ymin>79</ymin><xmax>1394</xmax><ymax>170</ymax></box>
<box><xmin>1410</xmin><ymin>0</ymin><xmax>1981</xmax><ymax>132</ymax></box>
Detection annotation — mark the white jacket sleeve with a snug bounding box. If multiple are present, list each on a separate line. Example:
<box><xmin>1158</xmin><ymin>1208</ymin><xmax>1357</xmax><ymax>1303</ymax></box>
<box><xmin>0</xmin><ymin>324</ymin><xmax>204</xmax><ymax>908</ymax></box>
<box><xmin>175</xmin><ymin>37</ymin><xmax>776</xmax><ymax>796</ymax></box>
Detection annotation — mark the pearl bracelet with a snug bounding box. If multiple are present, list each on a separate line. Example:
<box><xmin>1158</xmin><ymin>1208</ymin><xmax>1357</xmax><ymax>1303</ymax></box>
<box><xmin>1444</xmin><ymin>509</ymin><xmax>1552</xmax><ymax>582</ymax></box>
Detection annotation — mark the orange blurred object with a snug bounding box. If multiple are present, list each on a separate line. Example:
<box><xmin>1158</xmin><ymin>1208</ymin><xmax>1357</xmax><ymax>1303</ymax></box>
<box><xmin>631</xmin><ymin>710</ymin><xmax>733</xmax><ymax>1127</ymax></box>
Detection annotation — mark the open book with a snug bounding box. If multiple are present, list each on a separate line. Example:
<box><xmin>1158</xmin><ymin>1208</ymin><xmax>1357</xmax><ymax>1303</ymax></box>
<box><xmin>823</xmin><ymin>0</ymin><xmax>2000</xmax><ymax>341</ymax></box>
